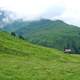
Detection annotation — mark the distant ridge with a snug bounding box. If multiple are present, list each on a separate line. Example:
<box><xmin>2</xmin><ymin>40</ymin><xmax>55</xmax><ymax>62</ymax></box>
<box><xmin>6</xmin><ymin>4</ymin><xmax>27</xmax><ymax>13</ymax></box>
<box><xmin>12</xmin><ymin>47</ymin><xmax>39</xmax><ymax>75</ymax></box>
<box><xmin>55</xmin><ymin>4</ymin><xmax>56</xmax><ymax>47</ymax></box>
<box><xmin>2</xmin><ymin>19</ymin><xmax>80</xmax><ymax>53</ymax></box>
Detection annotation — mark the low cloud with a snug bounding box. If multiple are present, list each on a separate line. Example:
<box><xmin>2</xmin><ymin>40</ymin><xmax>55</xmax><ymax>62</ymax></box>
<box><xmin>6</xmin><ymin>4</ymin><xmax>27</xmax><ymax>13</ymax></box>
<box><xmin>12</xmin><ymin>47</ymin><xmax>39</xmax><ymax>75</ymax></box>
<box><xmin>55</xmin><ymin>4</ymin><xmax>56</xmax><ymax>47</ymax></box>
<box><xmin>0</xmin><ymin>0</ymin><xmax>80</xmax><ymax>26</ymax></box>
<box><xmin>41</xmin><ymin>5</ymin><xmax>65</xmax><ymax>19</ymax></box>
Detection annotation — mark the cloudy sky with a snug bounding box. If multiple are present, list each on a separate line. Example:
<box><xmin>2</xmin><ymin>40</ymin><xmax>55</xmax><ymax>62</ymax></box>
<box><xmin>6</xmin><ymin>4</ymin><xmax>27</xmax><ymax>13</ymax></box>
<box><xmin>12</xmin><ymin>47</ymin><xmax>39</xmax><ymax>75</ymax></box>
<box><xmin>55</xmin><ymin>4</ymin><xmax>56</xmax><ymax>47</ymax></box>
<box><xmin>0</xmin><ymin>0</ymin><xmax>80</xmax><ymax>26</ymax></box>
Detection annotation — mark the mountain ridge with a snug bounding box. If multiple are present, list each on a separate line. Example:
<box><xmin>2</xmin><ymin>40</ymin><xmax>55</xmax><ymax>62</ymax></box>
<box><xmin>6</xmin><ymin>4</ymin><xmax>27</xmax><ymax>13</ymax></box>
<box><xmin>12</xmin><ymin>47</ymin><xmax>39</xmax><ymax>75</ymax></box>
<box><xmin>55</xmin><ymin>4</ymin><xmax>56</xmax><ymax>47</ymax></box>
<box><xmin>2</xmin><ymin>19</ymin><xmax>80</xmax><ymax>53</ymax></box>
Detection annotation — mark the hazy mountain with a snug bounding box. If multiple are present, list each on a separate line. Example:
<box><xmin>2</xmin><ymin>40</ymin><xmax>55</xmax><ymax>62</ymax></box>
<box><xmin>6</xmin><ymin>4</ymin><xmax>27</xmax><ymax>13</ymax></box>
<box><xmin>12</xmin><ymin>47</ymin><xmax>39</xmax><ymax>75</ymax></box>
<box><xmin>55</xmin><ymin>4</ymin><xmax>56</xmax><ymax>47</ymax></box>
<box><xmin>3</xmin><ymin>19</ymin><xmax>30</xmax><ymax>32</ymax></box>
<box><xmin>3</xmin><ymin>19</ymin><xmax>80</xmax><ymax>53</ymax></box>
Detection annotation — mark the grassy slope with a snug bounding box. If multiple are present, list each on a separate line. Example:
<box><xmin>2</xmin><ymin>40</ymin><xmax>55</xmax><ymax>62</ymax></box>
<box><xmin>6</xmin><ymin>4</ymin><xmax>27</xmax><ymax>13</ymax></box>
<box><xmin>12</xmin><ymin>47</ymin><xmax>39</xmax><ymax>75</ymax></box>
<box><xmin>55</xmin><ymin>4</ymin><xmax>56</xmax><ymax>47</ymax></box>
<box><xmin>0</xmin><ymin>31</ymin><xmax>80</xmax><ymax>80</ymax></box>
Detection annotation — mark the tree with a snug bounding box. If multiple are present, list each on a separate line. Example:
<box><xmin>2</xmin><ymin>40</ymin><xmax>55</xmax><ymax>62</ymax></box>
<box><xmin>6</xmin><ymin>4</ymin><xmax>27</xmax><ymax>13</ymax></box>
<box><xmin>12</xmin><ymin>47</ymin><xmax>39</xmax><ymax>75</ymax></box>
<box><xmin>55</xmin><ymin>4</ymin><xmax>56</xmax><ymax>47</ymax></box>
<box><xmin>71</xmin><ymin>40</ymin><xmax>79</xmax><ymax>53</ymax></box>
<box><xmin>11</xmin><ymin>32</ymin><xmax>16</xmax><ymax>36</ymax></box>
<box><xmin>19</xmin><ymin>35</ymin><xmax>24</xmax><ymax>40</ymax></box>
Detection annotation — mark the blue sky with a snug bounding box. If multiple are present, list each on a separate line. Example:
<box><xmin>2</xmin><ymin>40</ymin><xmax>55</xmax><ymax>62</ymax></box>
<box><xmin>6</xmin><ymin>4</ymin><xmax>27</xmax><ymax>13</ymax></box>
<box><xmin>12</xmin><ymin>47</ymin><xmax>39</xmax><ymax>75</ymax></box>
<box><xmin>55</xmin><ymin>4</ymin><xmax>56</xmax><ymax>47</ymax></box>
<box><xmin>0</xmin><ymin>0</ymin><xmax>80</xmax><ymax>26</ymax></box>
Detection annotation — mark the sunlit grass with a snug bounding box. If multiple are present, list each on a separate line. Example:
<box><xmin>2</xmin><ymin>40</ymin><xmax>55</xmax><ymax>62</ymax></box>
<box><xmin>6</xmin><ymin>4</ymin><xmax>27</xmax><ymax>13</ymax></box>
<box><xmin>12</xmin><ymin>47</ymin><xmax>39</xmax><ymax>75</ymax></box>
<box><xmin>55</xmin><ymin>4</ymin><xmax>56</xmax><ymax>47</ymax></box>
<box><xmin>0</xmin><ymin>31</ymin><xmax>80</xmax><ymax>80</ymax></box>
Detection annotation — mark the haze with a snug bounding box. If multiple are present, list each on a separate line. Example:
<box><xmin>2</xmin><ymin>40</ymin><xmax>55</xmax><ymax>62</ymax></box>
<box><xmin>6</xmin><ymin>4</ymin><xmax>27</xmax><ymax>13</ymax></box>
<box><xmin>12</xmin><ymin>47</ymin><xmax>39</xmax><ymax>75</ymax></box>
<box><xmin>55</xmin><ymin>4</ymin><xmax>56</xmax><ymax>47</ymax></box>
<box><xmin>0</xmin><ymin>0</ymin><xmax>80</xmax><ymax>26</ymax></box>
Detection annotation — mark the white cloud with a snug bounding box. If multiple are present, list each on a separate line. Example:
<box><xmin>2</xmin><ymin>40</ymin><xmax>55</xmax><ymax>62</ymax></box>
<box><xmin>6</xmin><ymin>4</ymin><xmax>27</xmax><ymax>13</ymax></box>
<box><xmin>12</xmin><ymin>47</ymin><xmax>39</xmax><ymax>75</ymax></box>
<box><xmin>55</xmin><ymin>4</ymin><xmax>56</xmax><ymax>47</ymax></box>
<box><xmin>0</xmin><ymin>0</ymin><xmax>80</xmax><ymax>26</ymax></box>
<box><xmin>59</xmin><ymin>0</ymin><xmax>80</xmax><ymax>26</ymax></box>
<box><xmin>0</xmin><ymin>0</ymin><xmax>64</xmax><ymax>19</ymax></box>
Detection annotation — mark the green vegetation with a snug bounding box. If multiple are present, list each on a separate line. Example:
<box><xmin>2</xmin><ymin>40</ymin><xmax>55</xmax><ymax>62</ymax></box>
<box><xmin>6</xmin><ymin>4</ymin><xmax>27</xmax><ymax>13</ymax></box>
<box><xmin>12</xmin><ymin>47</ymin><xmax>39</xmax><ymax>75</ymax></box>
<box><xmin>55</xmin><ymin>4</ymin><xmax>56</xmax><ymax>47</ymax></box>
<box><xmin>1</xmin><ymin>31</ymin><xmax>80</xmax><ymax>80</ymax></box>
<box><xmin>3</xmin><ymin>19</ymin><xmax>80</xmax><ymax>53</ymax></box>
<box><xmin>3</xmin><ymin>19</ymin><xmax>30</xmax><ymax>32</ymax></box>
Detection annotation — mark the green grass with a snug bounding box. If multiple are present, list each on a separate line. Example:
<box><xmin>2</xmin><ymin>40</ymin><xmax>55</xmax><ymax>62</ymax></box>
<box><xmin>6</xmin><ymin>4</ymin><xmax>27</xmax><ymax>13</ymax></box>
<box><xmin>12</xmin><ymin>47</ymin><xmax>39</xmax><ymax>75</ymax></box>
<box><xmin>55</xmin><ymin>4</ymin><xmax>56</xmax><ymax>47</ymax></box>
<box><xmin>1</xmin><ymin>31</ymin><xmax>80</xmax><ymax>80</ymax></box>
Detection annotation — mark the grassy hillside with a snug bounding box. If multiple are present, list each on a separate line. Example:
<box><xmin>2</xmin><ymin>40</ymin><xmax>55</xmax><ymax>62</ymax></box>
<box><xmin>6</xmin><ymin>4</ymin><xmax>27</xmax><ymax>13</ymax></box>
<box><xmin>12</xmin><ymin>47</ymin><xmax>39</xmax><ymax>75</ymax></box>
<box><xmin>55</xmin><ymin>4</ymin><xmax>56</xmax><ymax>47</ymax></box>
<box><xmin>4</xmin><ymin>19</ymin><xmax>80</xmax><ymax>53</ymax></box>
<box><xmin>1</xmin><ymin>31</ymin><xmax>80</xmax><ymax>80</ymax></box>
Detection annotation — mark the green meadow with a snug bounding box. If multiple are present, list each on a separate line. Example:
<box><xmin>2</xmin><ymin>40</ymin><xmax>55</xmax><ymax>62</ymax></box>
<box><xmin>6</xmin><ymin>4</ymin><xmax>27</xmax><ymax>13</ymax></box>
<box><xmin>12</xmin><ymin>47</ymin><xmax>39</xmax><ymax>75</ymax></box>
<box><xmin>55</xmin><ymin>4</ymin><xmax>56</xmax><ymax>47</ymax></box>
<box><xmin>0</xmin><ymin>31</ymin><xmax>80</xmax><ymax>80</ymax></box>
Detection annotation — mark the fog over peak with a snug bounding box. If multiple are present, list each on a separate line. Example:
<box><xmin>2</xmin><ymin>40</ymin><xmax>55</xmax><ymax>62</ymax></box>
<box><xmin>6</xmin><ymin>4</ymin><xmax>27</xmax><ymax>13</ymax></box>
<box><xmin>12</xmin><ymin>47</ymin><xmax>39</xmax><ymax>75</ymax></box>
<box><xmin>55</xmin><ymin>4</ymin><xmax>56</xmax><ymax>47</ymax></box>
<box><xmin>0</xmin><ymin>0</ymin><xmax>80</xmax><ymax>26</ymax></box>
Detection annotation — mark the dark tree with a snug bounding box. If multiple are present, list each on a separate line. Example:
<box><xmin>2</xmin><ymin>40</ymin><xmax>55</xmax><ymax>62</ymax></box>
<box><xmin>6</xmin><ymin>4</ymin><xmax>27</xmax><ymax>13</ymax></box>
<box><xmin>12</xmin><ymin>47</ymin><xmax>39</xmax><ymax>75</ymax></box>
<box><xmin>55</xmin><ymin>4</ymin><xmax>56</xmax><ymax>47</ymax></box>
<box><xmin>19</xmin><ymin>35</ymin><xmax>24</xmax><ymax>40</ymax></box>
<box><xmin>11</xmin><ymin>32</ymin><xmax>16</xmax><ymax>36</ymax></box>
<box><xmin>71</xmin><ymin>40</ymin><xmax>79</xmax><ymax>53</ymax></box>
